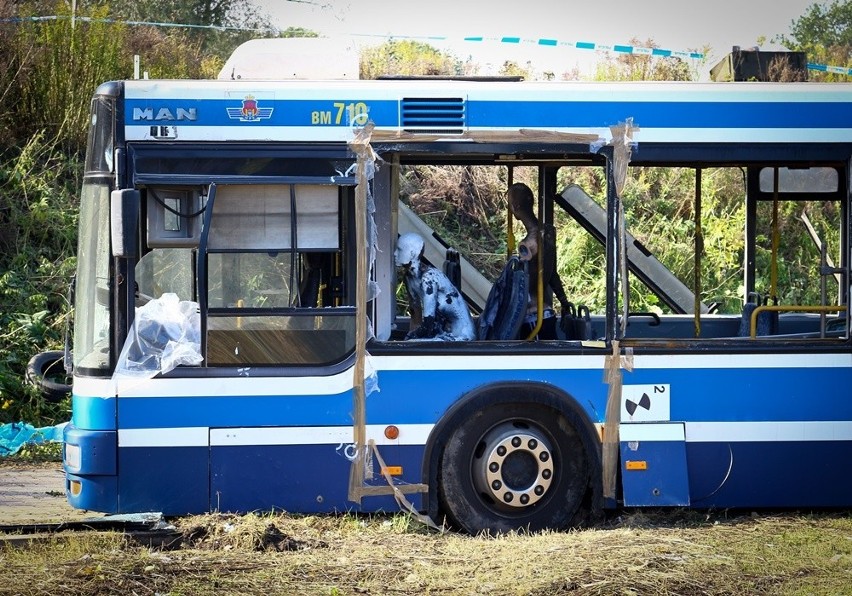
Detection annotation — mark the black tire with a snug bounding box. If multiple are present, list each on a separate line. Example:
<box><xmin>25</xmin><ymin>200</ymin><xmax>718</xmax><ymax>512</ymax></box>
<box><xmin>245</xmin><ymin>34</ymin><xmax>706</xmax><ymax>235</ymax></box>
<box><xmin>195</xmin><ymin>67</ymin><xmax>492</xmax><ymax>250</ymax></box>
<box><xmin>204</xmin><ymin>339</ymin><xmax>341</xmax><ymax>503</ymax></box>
<box><xmin>438</xmin><ymin>402</ymin><xmax>590</xmax><ymax>534</ymax></box>
<box><xmin>26</xmin><ymin>351</ymin><xmax>72</xmax><ymax>402</ymax></box>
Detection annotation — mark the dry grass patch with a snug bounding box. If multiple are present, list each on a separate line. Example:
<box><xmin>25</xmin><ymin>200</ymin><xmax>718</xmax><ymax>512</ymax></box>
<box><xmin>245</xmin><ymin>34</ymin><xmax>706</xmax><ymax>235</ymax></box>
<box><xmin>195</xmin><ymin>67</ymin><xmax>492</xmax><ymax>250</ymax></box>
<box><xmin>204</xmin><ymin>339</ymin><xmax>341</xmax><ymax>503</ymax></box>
<box><xmin>1</xmin><ymin>510</ymin><xmax>850</xmax><ymax>595</ymax></box>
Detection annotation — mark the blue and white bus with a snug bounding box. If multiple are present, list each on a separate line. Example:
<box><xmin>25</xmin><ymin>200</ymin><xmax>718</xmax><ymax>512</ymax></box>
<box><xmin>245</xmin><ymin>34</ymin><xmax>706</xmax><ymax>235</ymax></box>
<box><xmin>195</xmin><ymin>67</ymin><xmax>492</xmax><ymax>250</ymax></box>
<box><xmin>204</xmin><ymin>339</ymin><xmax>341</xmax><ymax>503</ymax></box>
<box><xmin>62</xmin><ymin>47</ymin><xmax>852</xmax><ymax>533</ymax></box>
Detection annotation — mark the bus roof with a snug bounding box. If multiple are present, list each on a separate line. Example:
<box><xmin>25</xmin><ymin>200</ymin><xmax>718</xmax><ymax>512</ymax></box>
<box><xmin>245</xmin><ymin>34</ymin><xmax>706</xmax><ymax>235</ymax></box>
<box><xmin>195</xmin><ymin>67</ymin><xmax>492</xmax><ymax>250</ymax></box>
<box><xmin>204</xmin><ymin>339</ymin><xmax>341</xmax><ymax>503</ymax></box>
<box><xmin>217</xmin><ymin>38</ymin><xmax>361</xmax><ymax>81</ymax></box>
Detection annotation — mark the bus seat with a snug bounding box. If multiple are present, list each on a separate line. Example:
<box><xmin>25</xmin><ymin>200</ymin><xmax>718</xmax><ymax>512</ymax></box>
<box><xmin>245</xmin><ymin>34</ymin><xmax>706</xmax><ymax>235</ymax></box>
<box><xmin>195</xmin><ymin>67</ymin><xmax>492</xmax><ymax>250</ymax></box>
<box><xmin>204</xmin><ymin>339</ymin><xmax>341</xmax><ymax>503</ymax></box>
<box><xmin>444</xmin><ymin>248</ymin><xmax>462</xmax><ymax>292</ymax></box>
<box><xmin>738</xmin><ymin>292</ymin><xmax>778</xmax><ymax>337</ymax></box>
<box><xmin>298</xmin><ymin>253</ymin><xmax>325</xmax><ymax>307</ymax></box>
<box><xmin>477</xmin><ymin>257</ymin><xmax>527</xmax><ymax>340</ymax></box>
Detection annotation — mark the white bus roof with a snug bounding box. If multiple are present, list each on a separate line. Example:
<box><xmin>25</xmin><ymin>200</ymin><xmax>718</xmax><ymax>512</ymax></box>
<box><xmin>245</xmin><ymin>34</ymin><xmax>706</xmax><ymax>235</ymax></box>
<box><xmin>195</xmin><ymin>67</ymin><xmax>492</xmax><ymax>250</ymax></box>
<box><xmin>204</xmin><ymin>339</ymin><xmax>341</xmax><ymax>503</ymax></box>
<box><xmin>217</xmin><ymin>38</ymin><xmax>362</xmax><ymax>81</ymax></box>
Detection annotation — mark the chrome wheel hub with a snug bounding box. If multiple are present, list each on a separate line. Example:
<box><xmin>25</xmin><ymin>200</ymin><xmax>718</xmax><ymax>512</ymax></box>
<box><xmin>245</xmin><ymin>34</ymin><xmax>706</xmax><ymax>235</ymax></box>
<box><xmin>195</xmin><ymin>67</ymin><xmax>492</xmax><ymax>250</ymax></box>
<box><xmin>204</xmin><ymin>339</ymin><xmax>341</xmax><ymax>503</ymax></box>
<box><xmin>474</xmin><ymin>423</ymin><xmax>554</xmax><ymax>509</ymax></box>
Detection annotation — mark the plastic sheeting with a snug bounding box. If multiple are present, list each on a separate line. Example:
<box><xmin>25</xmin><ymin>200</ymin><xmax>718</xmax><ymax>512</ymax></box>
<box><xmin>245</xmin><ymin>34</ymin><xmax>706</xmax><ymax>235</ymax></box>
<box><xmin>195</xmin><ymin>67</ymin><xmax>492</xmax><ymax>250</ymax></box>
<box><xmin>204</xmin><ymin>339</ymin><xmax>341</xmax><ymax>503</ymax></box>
<box><xmin>0</xmin><ymin>421</ymin><xmax>67</xmax><ymax>457</ymax></box>
<box><xmin>114</xmin><ymin>293</ymin><xmax>203</xmax><ymax>379</ymax></box>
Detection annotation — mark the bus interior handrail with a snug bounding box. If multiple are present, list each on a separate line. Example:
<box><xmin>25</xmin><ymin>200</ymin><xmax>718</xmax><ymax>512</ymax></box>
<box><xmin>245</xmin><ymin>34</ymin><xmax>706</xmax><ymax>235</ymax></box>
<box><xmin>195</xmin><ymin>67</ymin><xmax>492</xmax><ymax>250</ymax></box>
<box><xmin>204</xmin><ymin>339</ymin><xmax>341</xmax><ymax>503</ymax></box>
<box><xmin>750</xmin><ymin>304</ymin><xmax>847</xmax><ymax>339</ymax></box>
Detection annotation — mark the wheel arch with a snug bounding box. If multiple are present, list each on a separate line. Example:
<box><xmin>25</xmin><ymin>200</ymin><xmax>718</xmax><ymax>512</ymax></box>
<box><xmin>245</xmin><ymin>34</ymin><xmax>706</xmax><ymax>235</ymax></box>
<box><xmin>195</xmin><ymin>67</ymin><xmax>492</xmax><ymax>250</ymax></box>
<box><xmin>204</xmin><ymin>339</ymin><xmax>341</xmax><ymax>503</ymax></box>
<box><xmin>422</xmin><ymin>380</ymin><xmax>602</xmax><ymax>526</ymax></box>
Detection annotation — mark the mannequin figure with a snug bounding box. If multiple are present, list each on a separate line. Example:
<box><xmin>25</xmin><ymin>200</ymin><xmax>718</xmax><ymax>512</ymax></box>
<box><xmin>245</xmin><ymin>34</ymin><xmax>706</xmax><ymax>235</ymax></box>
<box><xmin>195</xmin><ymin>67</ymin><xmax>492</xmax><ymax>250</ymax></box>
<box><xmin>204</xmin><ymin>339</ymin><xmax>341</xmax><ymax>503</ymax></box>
<box><xmin>395</xmin><ymin>232</ymin><xmax>475</xmax><ymax>341</ymax></box>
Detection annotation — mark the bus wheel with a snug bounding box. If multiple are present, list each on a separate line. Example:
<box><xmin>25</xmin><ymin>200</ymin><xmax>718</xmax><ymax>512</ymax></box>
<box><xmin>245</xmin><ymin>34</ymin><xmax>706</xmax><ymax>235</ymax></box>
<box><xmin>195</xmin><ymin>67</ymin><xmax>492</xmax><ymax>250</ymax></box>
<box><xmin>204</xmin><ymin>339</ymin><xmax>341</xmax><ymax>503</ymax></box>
<box><xmin>26</xmin><ymin>351</ymin><xmax>72</xmax><ymax>403</ymax></box>
<box><xmin>438</xmin><ymin>402</ymin><xmax>590</xmax><ymax>534</ymax></box>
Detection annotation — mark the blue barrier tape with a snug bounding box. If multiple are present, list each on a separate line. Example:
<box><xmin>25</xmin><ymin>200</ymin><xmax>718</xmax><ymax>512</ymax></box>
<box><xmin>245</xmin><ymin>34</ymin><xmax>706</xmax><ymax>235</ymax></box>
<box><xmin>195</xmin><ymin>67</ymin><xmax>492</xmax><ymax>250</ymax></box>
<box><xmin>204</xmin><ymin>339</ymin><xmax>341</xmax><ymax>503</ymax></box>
<box><xmin>808</xmin><ymin>62</ymin><xmax>852</xmax><ymax>76</ymax></box>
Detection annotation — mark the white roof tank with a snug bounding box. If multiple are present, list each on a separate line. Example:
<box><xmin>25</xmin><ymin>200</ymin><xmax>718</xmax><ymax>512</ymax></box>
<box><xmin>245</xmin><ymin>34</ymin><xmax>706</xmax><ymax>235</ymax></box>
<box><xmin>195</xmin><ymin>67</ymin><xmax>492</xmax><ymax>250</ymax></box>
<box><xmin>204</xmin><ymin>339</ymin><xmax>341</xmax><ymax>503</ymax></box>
<box><xmin>217</xmin><ymin>37</ymin><xmax>362</xmax><ymax>80</ymax></box>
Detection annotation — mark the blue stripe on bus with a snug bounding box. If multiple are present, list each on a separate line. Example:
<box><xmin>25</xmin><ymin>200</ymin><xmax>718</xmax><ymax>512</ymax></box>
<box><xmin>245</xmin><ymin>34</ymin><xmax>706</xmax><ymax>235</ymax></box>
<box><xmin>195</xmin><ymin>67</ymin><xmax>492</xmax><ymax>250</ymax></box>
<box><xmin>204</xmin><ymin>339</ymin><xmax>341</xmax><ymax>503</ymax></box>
<box><xmin>376</xmin><ymin>366</ymin><xmax>852</xmax><ymax>424</ymax></box>
<box><xmin>625</xmin><ymin>366</ymin><xmax>852</xmax><ymax>422</ymax></box>
<box><xmin>123</xmin><ymin>98</ymin><xmax>852</xmax><ymax>130</ymax></box>
<box><xmin>114</xmin><ymin>368</ymin><xmax>606</xmax><ymax>429</ymax></box>
<box><xmin>110</xmin><ymin>365</ymin><xmax>852</xmax><ymax>430</ymax></box>
<box><xmin>466</xmin><ymin>100</ymin><xmax>852</xmax><ymax>129</ymax></box>
<box><xmin>71</xmin><ymin>394</ymin><xmax>116</xmax><ymax>430</ymax></box>
<box><xmin>117</xmin><ymin>392</ymin><xmax>357</xmax><ymax>429</ymax></box>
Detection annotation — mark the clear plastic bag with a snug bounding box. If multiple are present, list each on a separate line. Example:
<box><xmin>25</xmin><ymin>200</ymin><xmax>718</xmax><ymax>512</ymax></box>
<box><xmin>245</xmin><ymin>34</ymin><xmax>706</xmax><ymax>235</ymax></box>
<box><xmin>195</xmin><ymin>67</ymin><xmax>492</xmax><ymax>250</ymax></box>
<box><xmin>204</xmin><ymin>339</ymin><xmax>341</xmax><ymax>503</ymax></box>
<box><xmin>114</xmin><ymin>293</ymin><xmax>203</xmax><ymax>379</ymax></box>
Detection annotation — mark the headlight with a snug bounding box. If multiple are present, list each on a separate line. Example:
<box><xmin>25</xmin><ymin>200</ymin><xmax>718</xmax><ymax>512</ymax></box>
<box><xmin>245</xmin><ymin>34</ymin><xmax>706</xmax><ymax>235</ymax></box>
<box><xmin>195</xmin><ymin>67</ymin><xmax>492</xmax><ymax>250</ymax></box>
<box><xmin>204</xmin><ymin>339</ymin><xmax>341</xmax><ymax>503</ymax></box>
<box><xmin>65</xmin><ymin>443</ymin><xmax>81</xmax><ymax>470</ymax></box>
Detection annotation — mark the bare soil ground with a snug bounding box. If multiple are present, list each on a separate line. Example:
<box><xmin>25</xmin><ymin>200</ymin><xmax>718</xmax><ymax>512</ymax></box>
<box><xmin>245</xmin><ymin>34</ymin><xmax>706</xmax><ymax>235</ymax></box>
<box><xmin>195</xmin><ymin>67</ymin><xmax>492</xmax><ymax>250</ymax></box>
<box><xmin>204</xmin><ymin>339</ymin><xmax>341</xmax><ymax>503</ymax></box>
<box><xmin>0</xmin><ymin>461</ymin><xmax>91</xmax><ymax>525</ymax></box>
<box><xmin>1</xmin><ymin>462</ymin><xmax>851</xmax><ymax>595</ymax></box>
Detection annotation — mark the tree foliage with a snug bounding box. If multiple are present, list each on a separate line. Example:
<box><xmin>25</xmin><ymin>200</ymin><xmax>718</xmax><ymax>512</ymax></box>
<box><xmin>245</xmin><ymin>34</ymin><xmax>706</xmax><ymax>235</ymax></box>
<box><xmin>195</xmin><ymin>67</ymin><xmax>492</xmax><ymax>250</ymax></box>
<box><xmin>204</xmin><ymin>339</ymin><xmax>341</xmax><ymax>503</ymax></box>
<box><xmin>1</xmin><ymin>1</ymin><xmax>213</xmax><ymax>151</ymax></box>
<box><xmin>774</xmin><ymin>0</ymin><xmax>852</xmax><ymax>81</ymax></box>
<box><xmin>360</xmin><ymin>39</ymin><xmax>461</xmax><ymax>79</ymax></box>
<box><xmin>103</xmin><ymin>0</ymin><xmax>277</xmax><ymax>57</ymax></box>
<box><xmin>499</xmin><ymin>60</ymin><xmax>533</xmax><ymax>80</ymax></box>
<box><xmin>280</xmin><ymin>26</ymin><xmax>318</xmax><ymax>38</ymax></box>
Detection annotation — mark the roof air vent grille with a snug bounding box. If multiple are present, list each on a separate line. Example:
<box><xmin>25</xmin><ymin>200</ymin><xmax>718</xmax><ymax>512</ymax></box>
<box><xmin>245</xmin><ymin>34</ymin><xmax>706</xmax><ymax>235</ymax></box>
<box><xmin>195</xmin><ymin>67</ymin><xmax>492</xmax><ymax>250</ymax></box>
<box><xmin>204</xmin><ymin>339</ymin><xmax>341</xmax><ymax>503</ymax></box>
<box><xmin>401</xmin><ymin>97</ymin><xmax>465</xmax><ymax>134</ymax></box>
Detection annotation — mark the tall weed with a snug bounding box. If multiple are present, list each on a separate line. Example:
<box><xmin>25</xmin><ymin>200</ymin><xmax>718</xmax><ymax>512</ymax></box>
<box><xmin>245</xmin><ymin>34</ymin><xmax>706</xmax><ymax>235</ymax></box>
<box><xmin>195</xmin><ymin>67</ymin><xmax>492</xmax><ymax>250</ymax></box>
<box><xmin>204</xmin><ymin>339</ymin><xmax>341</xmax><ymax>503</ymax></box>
<box><xmin>3</xmin><ymin>2</ymin><xmax>207</xmax><ymax>152</ymax></box>
<box><xmin>5</xmin><ymin>3</ymin><xmax>126</xmax><ymax>151</ymax></box>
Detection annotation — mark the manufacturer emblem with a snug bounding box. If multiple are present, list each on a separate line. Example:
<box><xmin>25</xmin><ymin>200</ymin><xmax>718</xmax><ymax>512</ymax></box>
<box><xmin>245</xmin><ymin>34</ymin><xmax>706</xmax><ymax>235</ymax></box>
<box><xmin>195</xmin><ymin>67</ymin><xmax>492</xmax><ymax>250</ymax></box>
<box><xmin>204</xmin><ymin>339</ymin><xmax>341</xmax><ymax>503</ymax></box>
<box><xmin>226</xmin><ymin>95</ymin><xmax>274</xmax><ymax>122</ymax></box>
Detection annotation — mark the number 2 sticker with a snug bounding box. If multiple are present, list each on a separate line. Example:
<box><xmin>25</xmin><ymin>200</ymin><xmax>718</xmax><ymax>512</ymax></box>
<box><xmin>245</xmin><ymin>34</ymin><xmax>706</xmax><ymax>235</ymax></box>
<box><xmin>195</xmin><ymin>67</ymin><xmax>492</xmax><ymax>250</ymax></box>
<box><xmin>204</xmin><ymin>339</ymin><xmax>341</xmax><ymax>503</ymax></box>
<box><xmin>621</xmin><ymin>384</ymin><xmax>670</xmax><ymax>422</ymax></box>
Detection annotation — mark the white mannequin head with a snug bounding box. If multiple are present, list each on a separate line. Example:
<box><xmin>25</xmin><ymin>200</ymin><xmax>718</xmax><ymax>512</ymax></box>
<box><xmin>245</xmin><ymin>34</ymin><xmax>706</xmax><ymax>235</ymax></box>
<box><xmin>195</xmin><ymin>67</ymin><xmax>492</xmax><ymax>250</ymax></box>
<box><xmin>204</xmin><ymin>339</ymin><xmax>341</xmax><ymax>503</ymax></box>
<box><xmin>394</xmin><ymin>232</ymin><xmax>425</xmax><ymax>268</ymax></box>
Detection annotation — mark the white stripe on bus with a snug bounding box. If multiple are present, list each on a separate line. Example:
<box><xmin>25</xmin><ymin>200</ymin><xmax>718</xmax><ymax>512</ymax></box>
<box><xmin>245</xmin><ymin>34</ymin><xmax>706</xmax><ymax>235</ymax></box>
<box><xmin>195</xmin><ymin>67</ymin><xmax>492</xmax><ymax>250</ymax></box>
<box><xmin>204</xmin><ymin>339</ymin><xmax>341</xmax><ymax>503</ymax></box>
<box><xmin>74</xmin><ymin>368</ymin><xmax>361</xmax><ymax>398</ymax></box>
<box><xmin>685</xmin><ymin>421</ymin><xmax>852</xmax><ymax>443</ymax></box>
<box><xmin>118</xmin><ymin>427</ymin><xmax>209</xmax><ymax>447</ymax></box>
<box><xmin>124</xmin><ymin>125</ymin><xmax>852</xmax><ymax>145</ymax></box>
<box><xmin>117</xmin><ymin>424</ymin><xmax>434</xmax><ymax>448</ymax></box>
<box><xmin>620</xmin><ymin>423</ymin><xmax>684</xmax><ymax>442</ymax></box>
<box><xmin>115</xmin><ymin>420</ymin><xmax>852</xmax><ymax>448</ymax></box>
<box><xmin>209</xmin><ymin>424</ymin><xmax>433</xmax><ymax>446</ymax></box>
<box><xmin>372</xmin><ymin>352</ymin><xmax>851</xmax><ymax>371</ymax></box>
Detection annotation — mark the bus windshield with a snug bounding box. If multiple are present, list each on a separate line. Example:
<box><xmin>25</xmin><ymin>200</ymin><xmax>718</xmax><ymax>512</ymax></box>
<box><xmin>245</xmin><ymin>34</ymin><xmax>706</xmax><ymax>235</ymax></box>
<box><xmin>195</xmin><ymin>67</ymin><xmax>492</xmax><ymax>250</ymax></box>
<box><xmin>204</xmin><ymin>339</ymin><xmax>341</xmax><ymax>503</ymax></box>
<box><xmin>73</xmin><ymin>180</ymin><xmax>111</xmax><ymax>373</ymax></box>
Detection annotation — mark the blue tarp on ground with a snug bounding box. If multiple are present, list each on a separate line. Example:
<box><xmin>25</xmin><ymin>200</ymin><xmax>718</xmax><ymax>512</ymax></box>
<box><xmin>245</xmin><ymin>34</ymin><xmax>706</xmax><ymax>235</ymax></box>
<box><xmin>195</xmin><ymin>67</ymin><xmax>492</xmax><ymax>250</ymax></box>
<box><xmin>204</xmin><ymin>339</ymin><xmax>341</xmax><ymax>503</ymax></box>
<box><xmin>0</xmin><ymin>421</ymin><xmax>67</xmax><ymax>456</ymax></box>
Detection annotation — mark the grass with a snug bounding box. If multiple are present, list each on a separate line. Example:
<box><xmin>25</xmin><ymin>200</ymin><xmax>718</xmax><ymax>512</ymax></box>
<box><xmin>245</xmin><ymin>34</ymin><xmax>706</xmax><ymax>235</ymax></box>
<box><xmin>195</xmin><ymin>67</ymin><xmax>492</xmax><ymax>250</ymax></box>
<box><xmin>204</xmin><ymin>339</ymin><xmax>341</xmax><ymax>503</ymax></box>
<box><xmin>1</xmin><ymin>510</ymin><xmax>850</xmax><ymax>595</ymax></box>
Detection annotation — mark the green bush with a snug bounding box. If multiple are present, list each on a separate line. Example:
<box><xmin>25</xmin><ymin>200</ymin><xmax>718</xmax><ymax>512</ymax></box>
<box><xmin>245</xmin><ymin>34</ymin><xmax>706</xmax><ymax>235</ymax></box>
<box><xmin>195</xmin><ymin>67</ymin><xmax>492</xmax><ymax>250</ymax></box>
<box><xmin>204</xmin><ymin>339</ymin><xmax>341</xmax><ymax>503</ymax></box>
<box><xmin>0</xmin><ymin>3</ymin><xmax>212</xmax><ymax>425</ymax></box>
<box><xmin>0</xmin><ymin>132</ymin><xmax>78</xmax><ymax>424</ymax></box>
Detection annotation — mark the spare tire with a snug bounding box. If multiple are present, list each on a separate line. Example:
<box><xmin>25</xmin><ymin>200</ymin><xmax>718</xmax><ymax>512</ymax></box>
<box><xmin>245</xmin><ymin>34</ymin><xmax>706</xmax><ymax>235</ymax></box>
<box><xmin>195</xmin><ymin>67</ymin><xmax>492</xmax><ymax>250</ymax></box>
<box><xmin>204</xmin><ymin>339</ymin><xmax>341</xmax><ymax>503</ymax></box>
<box><xmin>26</xmin><ymin>351</ymin><xmax>72</xmax><ymax>402</ymax></box>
